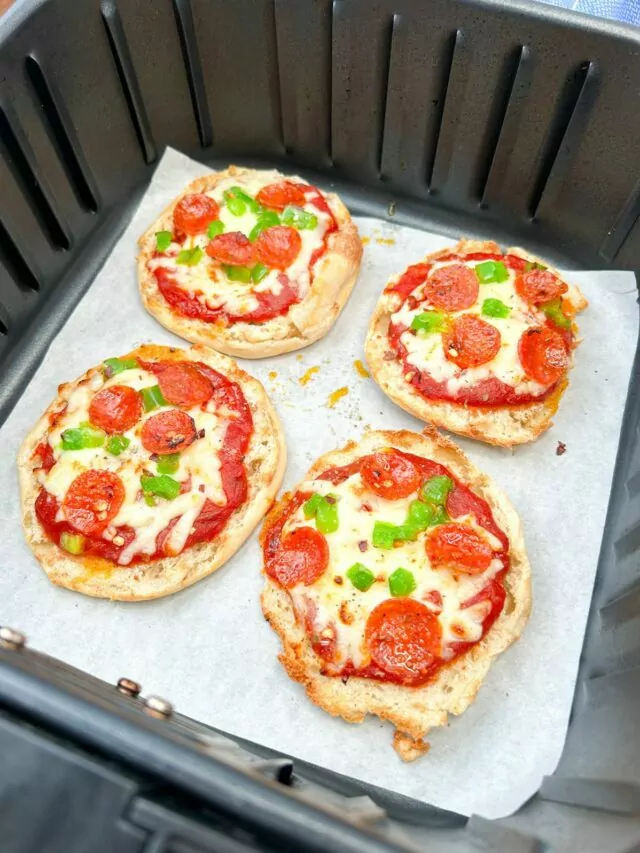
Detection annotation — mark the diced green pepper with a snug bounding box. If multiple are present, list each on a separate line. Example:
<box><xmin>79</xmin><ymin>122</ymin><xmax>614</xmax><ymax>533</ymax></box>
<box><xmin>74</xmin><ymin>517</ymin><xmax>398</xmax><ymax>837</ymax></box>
<box><xmin>281</xmin><ymin>205</ymin><xmax>318</xmax><ymax>230</ymax></box>
<box><xmin>482</xmin><ymin>297</ymin><xmax>511</xmax><ymax>319</ymax></box>
<box><xmin>394</xmin><ymin>524</ymin><xmax>420</xmax><ymax>542</ymax></box>
<box><xmin>61</xmin><ymin>424</ymin><xmax>106</xmax><ymax>451</ymax></box>
<box><xmin>155</xmin><ymin>230</ymin><xmax>173</xmax><ymax>252</ymax></box>
<box><xmin>177</xmin><ymin>246</ymin><xmax>203</xmax><ymax>266</ymax></box>
<box><xmin>223</xmin><ymin>264</ymin><xmax>253</xmax><ymax>283</ymax></box>
<box><xmin>303</xmin><ymin>493</ymin><xmax>324</xmax><ymax>519</ymax></box>
<box><xmin>225</xmin><ymin>187</ymin><xmax>260</xmax><ymax>213</ymax></box>
<box><xmin>346</xmin><ymin>562</ymin><xmax>375</xmax><ymax>592</ymax></box>
<box><xmin>60</xmin><ymin>532</ymin><xmax>85</xmax><ymax>555</ymax></box>
<box><xmin>388</xmin><ymin>567</ymin><xmax>417</xmax><ymax>597</ymax></box>
<box><xmin>207</xmin><ymin>220</ymin><xmax>225</xmax><ymax>239</ymax></box>
<box><xmin>316</xmin><ymin>498</ymin><xmax>339</xmax><ymax>534</ymax></box>
<box><xmin>372</xmin><ymin>521</ymin><xmax>398</xmax><ymax>549</ymax></box>
<box><xmin>410</xmin><ymin>310</ymin><xmax>446</xmax><ymax>334</ymax></box>
<box><xmin>474</xmin><ymin>260</ymin><xmax>509</xmax><ymax>284</ymax></box>
<box><xmin>421</xmin><ymin>475</ymin><xmax>453</xmax><ymax>505</ymax></box>
<box><xmin>141</xmin><ymin>474</ymin><xmax>181</xmax><ymax>501</ymax></box>
<box><xmin>251</xmin><ymin>263</ymin><xmax>269</xmax><ymax>283</ymax></box>
<box><xmin>524</xmin><ymin>261</ymin><xmax>547</xmax><ymax>272</ymax></box>
<box><xmin>141</xmin><ymin>385</ymin><xmax>168</xmax><ymax>412</ymax></box>
<box><xmin>144</xmin><ymin>494</ymin><xmax>156</xmax><ymax>507</ymax></box>
<box><xmin>249</xmin><ymin>211</ymin><xmax>280</xmax><ymax>242</ymax></box>
<box><xmin>406</xmin><ymin>500</ymin><xmax>435</xmax><ymax>530</ymax></box>
<box><xmin>103</xmin><ymin>356</ymin><xmax>139</xmax><ymax>376</ymax></box>
<box><xmin>541</xmin><ymin>297</ymin><xmax>571</xmax><ymax>330</ymax></box>
<box><xmin>106</xmin><ymin>435</ymin><xmax>130</xmax><ymax>456</ymax></box>
<box><xmin>157</xmin><ymin>453</ymin><xmax>180</xmax><ymax>475</ymax></box>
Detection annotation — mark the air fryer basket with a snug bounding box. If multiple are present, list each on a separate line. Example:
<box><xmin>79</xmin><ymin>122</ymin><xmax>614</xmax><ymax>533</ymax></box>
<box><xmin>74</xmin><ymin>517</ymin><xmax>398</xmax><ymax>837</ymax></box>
<box><xmin>1</xmin><ymin>1</ymin><xmax>640</xmax><ymax>851</ymax></box>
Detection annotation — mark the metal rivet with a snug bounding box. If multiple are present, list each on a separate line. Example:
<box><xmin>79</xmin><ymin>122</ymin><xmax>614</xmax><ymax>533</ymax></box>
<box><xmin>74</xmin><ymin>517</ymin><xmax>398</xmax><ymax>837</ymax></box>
<box><xmin>117</xmin><ymin>677</ymin><xmax>141</xmax><ymax>697</ymax></box>
<box><xmin>143</xmin><ymin>695</ymin><xmax>174</xmax><ymax>718</ymax></box>
<box><xmin>0</xmin><ymin>627</ymin><xmax>26</xmax><ymax>649</ymax></box>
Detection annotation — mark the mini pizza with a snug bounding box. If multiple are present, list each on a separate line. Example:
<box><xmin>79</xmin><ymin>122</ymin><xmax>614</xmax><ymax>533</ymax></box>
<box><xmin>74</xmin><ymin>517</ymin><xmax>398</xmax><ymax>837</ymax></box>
<box><xmin>138</xmin><ymin>166</ymin><xmax>363</xmax><ymax>358</ymax></box>
<box><xmin>19</xmin><ymin>344</ymin><xmax>285</xmax><ymax>601</ymax></box>
<box><xmin>261</xmin><ymin>429</ymin><xmax>530</xmax><ymax>759</ymax></box>
<box><xmin>365</xmin><ymin>240</ymin><xmax>588</xmax><ymax>446</ymax></box>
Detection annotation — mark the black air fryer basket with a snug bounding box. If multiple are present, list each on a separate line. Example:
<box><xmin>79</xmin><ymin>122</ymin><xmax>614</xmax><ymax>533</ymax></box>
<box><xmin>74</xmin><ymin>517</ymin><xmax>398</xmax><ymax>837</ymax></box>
<box><xmin>1</xmin><ymin>1</ymin><xmax>640</xmax><ymax>851</ymax></box>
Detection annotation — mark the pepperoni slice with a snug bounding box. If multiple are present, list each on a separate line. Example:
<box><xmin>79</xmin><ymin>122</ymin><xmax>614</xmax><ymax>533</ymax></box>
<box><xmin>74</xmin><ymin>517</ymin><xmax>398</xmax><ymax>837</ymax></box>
<box><xmin>442</xmin><ymin>314</ymin><xmax>501</xmax><ymax>369</ymax></box>
<box><xmin>157</xmin><ymin>363</ymin><xmax>213</xmax><ymax>408</ymax></box>
<box><xmin>266</xmin><ymin>526</ymin><xmax>329</xmax><ymax>588</ymax></box>
<box><xmin>62</xmin><ymin>470</ymin><xmax>125</xmax><ymax>536</ymax></box>
<box><xmin>365</xmin><ymin>599</ymin><xmax>442</xmax><ymax>685</ymax></box>
<box><xmin>141</xmin><ymin>410</ymin><xmax>197</xmax><ymax>455</ymax></box>
<box><xmin>256</xmin><ymin>181</ymin><xmax>308</xmax><ymax>211</ymax></box>
<box><xmin>518</xmin><ymin>326</ymin><xmax>568</xmax><ymax>385</ymax></box>
<box><xmin>206</xmin><ymin>232</ymin><xmax>255</xmax><ymax>266</ymax></box>
<box><xmin>426</xmin><ymin>523</ymin><xmax>493</xmax><ymax>574</ymax></box>
<box><xmin>88</xmin><ymin>386</ymin><xmax>142</xmax><ymax>434</ymax></box>
<box><xmin>515</xmin><ymin>269</ymin><xmax>567</xmax><ymax>304</ymax></box>
<box><xmin>360</xmin><ymin>450</ymin><xmax>421</xmax><ymax>500</ymax></box>
<box><xmin>423</xmin><ymin>264</ymin><xmax>479</xmax><ymax>311</ymax></box>
<box><xmin>173</xmin><ymin>194</ymin><xmax>220</xmax><ymax>236</ymax></box>
<box><xmin>254</xmin><ymin>226</ymin><xmax>302</xmax><ymax>270</ymax></box>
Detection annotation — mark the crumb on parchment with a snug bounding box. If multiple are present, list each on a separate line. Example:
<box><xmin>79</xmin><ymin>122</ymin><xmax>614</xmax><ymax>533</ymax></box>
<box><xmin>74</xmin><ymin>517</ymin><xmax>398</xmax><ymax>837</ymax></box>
<box><xmin>268</xmin><ymin>370</ymin><xmax>277</xmax><ymax>381</ymax></box>
<box><xmin>327</xmin><ymin>387</ymin><xmax>349</xmax><ymax>408</ymax></box>
<box><xmin>361</xmin><ymin>236</ymin><xmax>371</xmax><ymax>246</ymax></box>
<box><xmin>353</xmin><ymin>359</ymin><xmax>370</xmax><ymax>379</ymax></box>
<box><xmin>299</xmin><ymin>366</ymin><xmax>320</xmax><ymax>386</ymax></box>
<box><xmin>376</xmin><ymin>237</ymin><xmax>396</xmax><ymax>246</ymax></box>
<box><xmin>296</xmin><ymin>354</ymin><xmax>303</xmax><ymax>361</ymax></box>
<box><xmin>556</xmin><ymin>441</ymin><xmax>567</xmax><ymax>456</ymax></box>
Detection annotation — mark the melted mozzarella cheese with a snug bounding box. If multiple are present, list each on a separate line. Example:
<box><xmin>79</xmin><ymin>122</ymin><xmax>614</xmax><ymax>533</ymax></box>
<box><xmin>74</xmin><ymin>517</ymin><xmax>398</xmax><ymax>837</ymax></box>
<box><xmin>283</xmin><ymin>474</ymin><xmax>504</xmax><ymax>669</ymax></box>
<box><xmin>147</xmin><ymin>172</ymin><xmax>333</xmax><ymax>319</ymax></box>
<box><xmin>40</xmin><ymin>365</ymin><xmax>228</xmax><ymax>565</ymax></box>
<box><xmin>390</xmin><ymin>259</ymin><xmax>555</xmax><ymax>395</ymax></box>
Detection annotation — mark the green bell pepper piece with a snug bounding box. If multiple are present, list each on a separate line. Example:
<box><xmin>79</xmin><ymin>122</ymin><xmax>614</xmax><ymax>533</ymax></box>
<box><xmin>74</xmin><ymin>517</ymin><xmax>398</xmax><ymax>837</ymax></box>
<box><xmin>281</xmin><ymin>205</ymin><xmax>318</xmax><ymax>230</ymax></box>
<box><xmin>141</xmin><ymin>474</ymin><xmax>181</xmax><ymax>501</ymax></box>
<box><xmin>157</xmin><ymin>453</ymin><xmax>180</xmax><ymax>475</ymax></box>
<box><xmin>60</xmin><ymin>532</ymin><xmax>86</xmax><ymax>555</ymax></box>
<box><xmin>249</xmin><ymin>211</ymin><xmax>280</xmax><ymax>242</ymax></box>
<box><xmin>61</xmin><ymin>424</ymin><xmax>106</xmax><ymax>451</ymax></box>
<box><xmin>388</xmin><ymin>567</ymin><xmax>417</xmax><ymax>597</ymax></box>
<box><xmin>410</xmin><ymin>310</ymin><xmax>446</xmax><ymax>334</ymax></box>
<box><xmin>303</xmin><ymin>493</ymin><xmax>324</xmax><ymax>519</ymax></box>
<box><xmin>251</xmin><ymin>263</ymin><xmax>269</xmax><ymax>283</ymax></box>
<box><xmin>482</xmin><ymin>297</ymin><xmax>511</xmax><ymax>319</ymax></box>
<box><xmin>155</xmin><ymin>231</ymin><xmax>172</xmax><ymax>252</ymax></box>
<box><xmin>141</xmin><ymin>385</ymin><xmax>168</xmax><ymax>412</ymax></box>
<box><xmin>346</xmin><ymin>563</ymin><xmax>375</xmax><ymax>592</ymax></box>
<box><xmin>541</xmin><ymin>297</ymin><xmax>571</xmax><ymax>330</ymax></box>
<box><xmin>223</xmin><ymin>265</ymin><xmax>253</xmax><ymax>283</ymax></box>
<box><xmin>474</xmin><ymin>260</ymin><xmax>509</xmax><ymax>284</ymax></box>
<box><xmin>177</xmin><ymin>246</ymin><xmax>203</xmax><ymax>266</ymax></box>
<box><xmin>207</xmin><ymin>220</ymin><xmax>225</xmax><ymax>239</ymax></box>
<box><xmin>421</xmin><ymin>475</ymin><xmax>453</xmax><ymax>505</ymax></box>
<box><xmin>316</xmin><ymin>498</ymin><xmax>339</xmax><ymax>534</ymax></box>
<box><xmin>106</xmin><ymin>435</ymin><xmax>130</xmax><ymax>456</ymax></box>
<box><xmin>103</xmin><ymin>356</ymin><xmax>139</xmax><ymax>376</ymax></box>
<box><xmin>406</xmin><ymin>500</ymin><xmax>435</xmax><ymax>530</ymax></box>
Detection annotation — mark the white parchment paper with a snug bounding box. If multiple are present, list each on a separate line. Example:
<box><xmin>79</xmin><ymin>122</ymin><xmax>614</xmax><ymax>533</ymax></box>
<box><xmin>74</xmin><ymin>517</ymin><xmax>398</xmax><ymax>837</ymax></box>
<box><xmin>1</xmin><ymin>148</ymin><xmax>638</xmax><ymax>819</ymax></box>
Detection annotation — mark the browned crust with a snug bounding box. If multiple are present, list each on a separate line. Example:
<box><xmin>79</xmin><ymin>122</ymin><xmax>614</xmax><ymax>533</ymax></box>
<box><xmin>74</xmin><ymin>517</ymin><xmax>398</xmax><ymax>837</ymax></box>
<box><xmin>364</xmin><ymin>239</ymin><xmax>588</xmax><ymax>447</ymax></box>
<box><xmin>260</xmin><ymin>428</ymin><xmax>531</xmax><ymax>759</ymax></box>
<box><xmin>137</xmin><ymin>166</ymin><xmax>363</xmax><ymax>358</ymax></box>
<box><xmin>18</xmin><ymin>344</ymin><xmax>286</xmax><ymax>601</ymax></box>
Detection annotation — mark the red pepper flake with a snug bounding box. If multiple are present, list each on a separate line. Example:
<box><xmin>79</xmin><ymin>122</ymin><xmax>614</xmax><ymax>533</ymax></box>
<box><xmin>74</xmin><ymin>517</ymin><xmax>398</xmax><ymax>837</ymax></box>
<box><xmin>556</xmin><ymin>441</ymin><xmax>567</xmax><ymax>456</ymax></box>
<box><xmin>325</xmin><ymin>495</ymin><xmax>336</xmax><ymax>505</ymax></box>
<box><xmin>358</xmin><ymin>540</ymin><xmax>368</xmax><ymax>552</ymax></box>
<box><xmin>197</xmin><ymin>429</ymin><xmax>206</xmax><ymax>439</ymax></box>
<box><xmin>333</xmin><ymin>576</ymin><xmax>343</xmax><ymax>585</ymax></box>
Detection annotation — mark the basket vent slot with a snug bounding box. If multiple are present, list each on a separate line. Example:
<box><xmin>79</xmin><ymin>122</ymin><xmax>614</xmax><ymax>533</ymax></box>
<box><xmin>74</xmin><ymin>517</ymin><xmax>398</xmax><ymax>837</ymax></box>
<box><xmin>529</xmin><ymin>60</ymin><xmax>598</xmax><ymax>220</ymax></box>
<box><xmin>24</xmin><ymin>56</ymin><xmax>99</xmax><ymax>213</ymax></box>
<box><xmin>376</xmin><ymin>15</ymin><xmax>396</xmax><ymax>177</ymax></box>
<box><xmin>600</xmin><ymin>578</ymin><xmax>640</xmax><ymax>630</ymax></box>
<box><xmin>426</xmin><ymin>29</ymin><xmax>467</xmax><ymax>193</ymax></box>
<box><xmin>540</xmin><ymin>777</ymin><xmax>640</xmax><ymax>815</ymax></box>
<box><xmin>172</xmin><ymin>0</ymin><xmax>212</xmax><ymax>148</ymax></box>
<box><xmin>101</xmin><ymin>0</ymin><xmax>157</xmax><ymax>165</ymax></box>
<box><xmin>0</xmin><ymin>219</ymin><xmax>40</xmax><ymax>291</ymax></box>
<box><xmin>0</xmin><ymin>106</ymin><xmax>71</xmax><ymax>250</ymax></box>
<box><xmin>600</xmin><ymin>177</ymin><xmax>640</xmax><ymax>263</ymax></box>
<box><xmin>0</xmin><ymin>303</ymin><xmax>8</xmax><ymax>336</ymax></box>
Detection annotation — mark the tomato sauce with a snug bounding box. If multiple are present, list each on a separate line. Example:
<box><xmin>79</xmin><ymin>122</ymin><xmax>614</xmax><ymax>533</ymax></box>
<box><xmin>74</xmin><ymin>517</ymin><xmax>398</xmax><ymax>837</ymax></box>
<box><xmin>388</xmin><ymin>252</ymin><xmax>573</xmax><ymax>408</ymax></box>
<box><xmin>262</xmin><ymin>449</ymin><xmax>509</xmax><ymax>687</ymax></box>
<box><xmin>34</xmin><ymin>361</ymin><xmax>253</xmax><ymax>567</ymax></box>
<box><xmin>154</xmin><ymin>185</ymin><xmax>337</xmax><ymax>326</ymax></box>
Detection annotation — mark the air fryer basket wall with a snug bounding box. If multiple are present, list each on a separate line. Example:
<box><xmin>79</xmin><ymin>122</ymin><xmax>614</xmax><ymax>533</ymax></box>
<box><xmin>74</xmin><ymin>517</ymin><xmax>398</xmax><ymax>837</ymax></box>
<box><xmin>1</xmin><ymin>1</ymin><xmax>640</xmax><ymax>852</ymax></box>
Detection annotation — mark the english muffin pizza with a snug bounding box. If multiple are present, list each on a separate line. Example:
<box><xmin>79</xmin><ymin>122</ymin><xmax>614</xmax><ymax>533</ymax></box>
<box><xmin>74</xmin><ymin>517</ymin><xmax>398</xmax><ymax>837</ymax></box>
<box><xmin>261</xmin><ymin>429</ymin><xmax>530</xmax><ymax>759</ymax></box>
<box><xmin>19</xmin><ymin>345</ymin><xmax>285</xmax><ymax>600</ymax></box>
<box><xmin>138</xmin><ymin>166</ymin><xmax>363</xmax><ymax>358</ymax></box>
<box><xmin>365</xmin><ymin>240</ymin><xmax>587</xmax><ymax>446</ymax></box>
